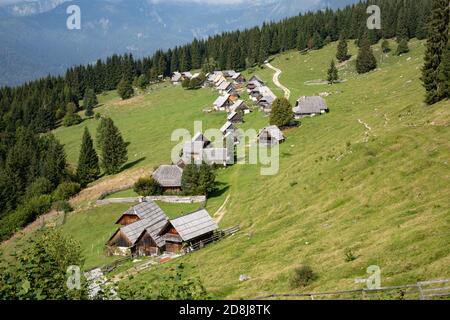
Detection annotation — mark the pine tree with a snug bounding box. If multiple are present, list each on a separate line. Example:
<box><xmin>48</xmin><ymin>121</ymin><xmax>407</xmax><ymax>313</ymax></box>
<box><xmin>197</xmin><ymin>163</ymin><xmax>216</xmax><ymax>196</ymax></box>
<box><xmin>422</xmin><ymin>0</ymin><xmax>449</xmax><ymax>104</ymax></box>
<box><xmin>181</xmin><ymin>163</ymin><xmax>199</xmax><ymax>195</ymax></box>
<box><xmin>76</xmin><ymin>128</ymin><xmax>100</xmax><ymax>187</ymax></box>
<box><xmin>270</xmin><ymin>98</ymin><xmax>293</xmax><ymax>128</ymax></box>
<box><xmin>83</xmin><ymin>88</ymin><xmax>97</xmax><ymax>117</ymax></box>
<box><xmin>327</xmin><ymin>60</ymin><xmax>339</xmax><ymax>84</ymax></box>
<box><xmin>336</xmin><ymin>36</ymin><xmax>350</xmax><ymax>62</ymax></box>
<box><xmin>396</xmin><ymin>39</ymin><xmax>410</xmax><ymax>56</ymax></box>
<box><xmin>98</xmin><ymin>118</ymin><xmax>128</xmax><ymax>175</ymax></box>
<box><xmin>258</xmin><ymin>28</ymin><xmax>271</xmax><ymax>65</ymax></box>
<box><xmin>437</xmin><ymin>41</ymin><xmax>450</xmax><ymax>99</ymax></box>
<box><xmin>117</xmin><ymin>78</ymin><xmax>134</xmax><ymax>100</ymax></box>
<box><xmin>356</xmin><ymin>35</ymin><xmax>377</xmax><ymax>74</ymax></box>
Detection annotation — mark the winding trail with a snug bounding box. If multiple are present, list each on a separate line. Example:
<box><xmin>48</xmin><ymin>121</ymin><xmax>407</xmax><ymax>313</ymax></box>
<box><xmin>214</xmin><ymin>194</ymin><xmax>231</xmax><ymax>224</ymax></box>
<box><xmin>265</xmin><ymin>62</ymin><xmax>291</xmax><ymax>99</ymax></box>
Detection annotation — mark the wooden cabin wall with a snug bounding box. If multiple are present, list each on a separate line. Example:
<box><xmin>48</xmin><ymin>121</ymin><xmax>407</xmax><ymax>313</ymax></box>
<box><xmin>117</xmin><ymin>214</ymin><xmax>140</xmax><ymax>226</ymax></box>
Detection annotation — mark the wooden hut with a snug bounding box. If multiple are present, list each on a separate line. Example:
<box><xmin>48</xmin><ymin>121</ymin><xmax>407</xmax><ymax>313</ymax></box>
<box><xmin>107</xmin><ymin>201</ymin><xmax>168</xmax><ymax>256</ymax></box>
<box><xmin>152</xmin><ymin>165</ymin><xmax>183</xmax><ymax>193</ymax></box>
<box><xmin>158</xmin><ymin>209</ymin><xmax>219</xmax><ymax>253</ymax></box>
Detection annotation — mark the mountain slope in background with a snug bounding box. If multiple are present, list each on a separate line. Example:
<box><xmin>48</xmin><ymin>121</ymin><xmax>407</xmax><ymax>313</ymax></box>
<box><xmin>0</xmin><ymin>0</ymin><xmax>357</xmax><ymax>86</ymax></box>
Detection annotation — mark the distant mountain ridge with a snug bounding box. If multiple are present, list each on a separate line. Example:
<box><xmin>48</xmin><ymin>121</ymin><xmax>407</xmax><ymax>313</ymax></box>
<box><xmin>0</xmin><ymin>0</ymin><xmax>358</xmax><ymax>86</ymax></box>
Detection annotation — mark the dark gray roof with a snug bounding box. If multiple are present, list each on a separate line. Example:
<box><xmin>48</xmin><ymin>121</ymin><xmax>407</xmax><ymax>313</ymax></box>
<box><xmin>119</xmin><ymin>201</ymin><xmax>168</xmax><ymax>245</ymax></box>
<box><xmin>169</xmin><ymin>209</ymin><xmax>218</xmax><ymax>242</ymax></box>
<box><xmin>153</xmin><ymin>165</ymin><xmax>183</xmax><ymax>187</ymax></box>
<box><xmin>294</xmin><ymin>96</ymin><xmax>329</xmax><ymax>114</ymax></box>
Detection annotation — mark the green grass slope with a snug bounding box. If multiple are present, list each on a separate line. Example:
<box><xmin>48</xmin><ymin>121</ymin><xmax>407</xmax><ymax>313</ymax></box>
<box><xmin>119</xmin><ymin>39</ymin><xmax>450</xmax><ymax>298</ymax></box>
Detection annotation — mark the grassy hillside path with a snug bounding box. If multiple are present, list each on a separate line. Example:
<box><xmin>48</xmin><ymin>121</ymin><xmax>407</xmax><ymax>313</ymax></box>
<box><xmin>265</xmin><ymin>62</ymin><xmax>291</xmax><ymax>99</ymax></box>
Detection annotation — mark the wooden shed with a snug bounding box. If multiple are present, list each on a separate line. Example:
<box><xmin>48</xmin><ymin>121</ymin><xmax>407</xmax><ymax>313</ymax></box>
<box><xmin>108</xmin><ymin>201</ymin><xmax>168</xmax><ymax>256</ymax></box>
<box><xmin>158</xmin><ymin>209</ymin><xmax>219</xmax><ymax>253</ymax></box>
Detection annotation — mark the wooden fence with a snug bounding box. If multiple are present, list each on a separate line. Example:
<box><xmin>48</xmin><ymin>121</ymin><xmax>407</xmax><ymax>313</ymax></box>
<box><xmin>185</xmin><ymin>225</ymin><xmax>240</xmax><ymax>253</ymax></box>
<box><xmin>255</xmin><ymin>279</ymin><xmax>450</xmax><ymax>300</ymax></box>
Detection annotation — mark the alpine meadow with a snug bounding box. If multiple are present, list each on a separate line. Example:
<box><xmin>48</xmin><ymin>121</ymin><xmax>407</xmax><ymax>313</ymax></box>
<box><xmin>0</xmin><ymin>0</ymin><xmax>449</xmax><ymax>304</ymax></box>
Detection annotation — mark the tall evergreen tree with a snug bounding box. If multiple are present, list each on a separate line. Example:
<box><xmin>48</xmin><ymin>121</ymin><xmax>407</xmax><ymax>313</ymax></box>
<box><xmin>437</xmin><ymin>40</ymin><xmax>450</xmax><ymax>99</ymax></box>
<box><xmin>76</xmin><ymin>128</ymin><xmax>100</xmax><ymax>187</ymax></box>
<box><xmin>422</xmin><ymin>0</ymin><xmax>449</xmax><ymax>104</ymax></box>
<box><xmin>83</xmin><ymin>88</ymin><xmax>97</xmax><ymax>117</ymax></box>
<box><xmin>197</xmin><ymin>163</ymin><xmax>216</xmax><ymax>196</ymax></box>
<box><xmin>336</xmin><ymin>36</ymin><xmax>350</xmax><ymax>62</ymax></box>
<box><xmin>356</xmin><ymin>35</ymin><xmax>377</xmax><ymax>74</ymax></box>
<box><xmin>327</xmin><ymin>60</ymin><xmax>339</xmax><ymax>84</ymax></box>
<box><xmin>181</xmin><ymin>163</ymin><xmax>199</xmax><ymax>195</ymax></box>
<box><xmin>98</xmin><ymin>118</ymin><xmax>128</xmax><ymax>175</ymax></box>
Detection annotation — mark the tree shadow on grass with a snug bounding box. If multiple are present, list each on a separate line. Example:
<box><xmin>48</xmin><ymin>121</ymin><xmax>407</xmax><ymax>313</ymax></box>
<box><xmin>209</xmin><ymin>184</ymin><xmax>230</xmax><ymax>199</ymax></box>
<box><xmin>121</xmin><ymin>157</ymin><xmax>146</xmax><ymax>172</ymax></box>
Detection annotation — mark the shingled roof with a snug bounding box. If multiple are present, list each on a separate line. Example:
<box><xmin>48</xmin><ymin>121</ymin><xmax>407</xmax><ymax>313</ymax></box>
<box><xmin>110</xmin><ymin>201</ymin><xmax>168</xmax><ymax>245</ymax></box>
<box><xmin>153</xmin><ymin>165</ymin><xmax>183</xmax><ymax>188</ymax></box>
<box><xmin>293</xmin><ymin>96</ymin><xmax>329</xmax><ymax>115</ymax></box>
<box><xmin>120</xmin><ymin>201</ymin><xmax>166</xmax><ymax>220</ymax></box>
<box><xmin>213</xmin><ymin>94</ymin><xmax>231</xmax><ymax>107</ymax></box>
<box><xmin>163</xmin><ymin>209</ymin><xmax>218</xmax><ymax>242</ymax></box>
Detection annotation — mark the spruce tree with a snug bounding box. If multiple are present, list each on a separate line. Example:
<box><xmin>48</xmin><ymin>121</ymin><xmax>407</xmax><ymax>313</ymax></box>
<box><xmin>117</xmin><ymin>78</ymin><xmax>134</xmax><ymax>100</ymax></box>
<box><xmin>437</xmin><ymin>41</ymin><xmax>450</xmax><ymax>99</ymax></box>
<box><xmin>270</xmin><ymin>98</ymin><xmax>293</xmax><ymax>128</ymax></box>
<box><xmin>76</xmin><ymin>128</ymin><xmax>100</xmax><ymax>187</ymax></box>
<box><xmin>98</xmin><ymin>118</ymin><xmax>128</xmax><ymax>175</ymax></box>
<box><xmin>197</xmin><ymin>163</ymin><xmax>216</xmax><ymax>196</ymax></box>
<box><xmin>181</xmin><ymin>164</ymin><xmax>199</xmax><ymax>195</ymax></box>
<box><xmin>83</xmin><ymin>88</ymin><xmax>97</xmax><ymax>117</ymax></box>
<box><xmin>336</xmin><ymin>36</ymin><xmax>350</xmax><ymax>62</ymax></box>
<box><xmin>327</xmin><ymin>60</ymin><xmax>339</xmax><ymax>84</ymax></box>
<box><xmin>356</xmin><ymin>35</ymin><xmax>377</xmax><ymax>74</ymax></box>
<box><xmin>422</xmin><ymin>0</ymin><xmax>449</xmax><ymax>104</ymax></box>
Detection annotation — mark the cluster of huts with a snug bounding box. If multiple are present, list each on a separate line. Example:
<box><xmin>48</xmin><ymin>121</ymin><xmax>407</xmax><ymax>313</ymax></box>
<box><xmin>107</xmin><ymin>200</ymin><xmax>218</xmax><ymax>257</ymax></box>
<box><xmin>151</xmin><ymin>132</ymin><xmax>233</xmax><ymax>193</ymax></box>
<box><xmin>171</xmin><ymin>71</ymin><xmax>202</xmax><ymax>84</ymax></box>
<box><xmin>246</xmin><ymin>75</ymin><xmax>277</xmax><ymax>113</ymax></box>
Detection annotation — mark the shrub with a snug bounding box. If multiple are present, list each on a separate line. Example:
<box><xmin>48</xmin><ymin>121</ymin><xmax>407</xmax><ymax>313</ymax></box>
<box><xmin>290</xmin><ymin>266</ymin><xmax>317</xmax><ymax>288</ymax></box>
<box><xmin>53</xmin><ymin>182</ymin><xmax>81</xmax><ymax>201</ymax></box>
<box><xmin>62</xmin><ymin>113</ymin><xmax>82</xmax><ymax>127</ymax></box>
<box><xmin>0</xmin><ymin>195</ymin><xmax>53</xmax><ymax>242</ymax></box>
<box><xmin>133</xmin><ymin>177</ymin><xmax>163</xmax><ymax>196</ymax></box>
<box><xmin>344</xmin><ymin>249</ymin><xmax>357</xmax><ymax>262</ymax></box>
<box><xmin>25</xmin><ymin>177</ymin><xmax>53</xmax><ymax>199</ymax></box>
<box><xmin>52</xmin><ymin>200</ymin><xmax>73</xmax><ymax>213</ymax></box>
